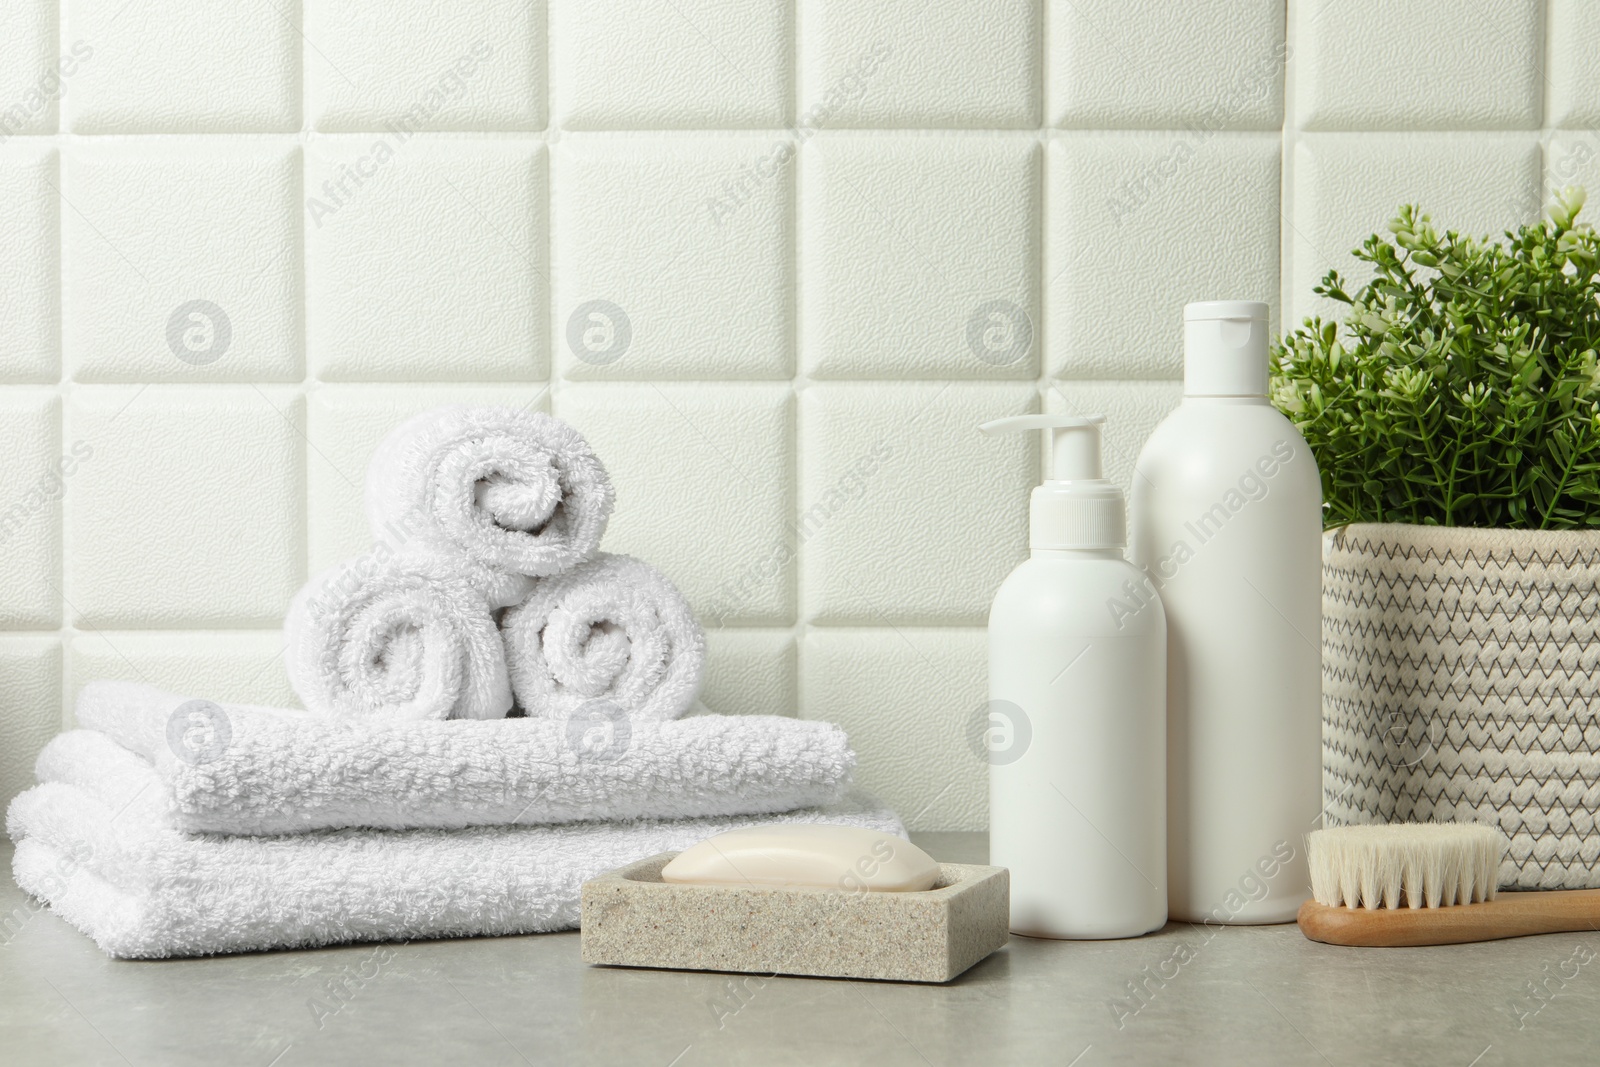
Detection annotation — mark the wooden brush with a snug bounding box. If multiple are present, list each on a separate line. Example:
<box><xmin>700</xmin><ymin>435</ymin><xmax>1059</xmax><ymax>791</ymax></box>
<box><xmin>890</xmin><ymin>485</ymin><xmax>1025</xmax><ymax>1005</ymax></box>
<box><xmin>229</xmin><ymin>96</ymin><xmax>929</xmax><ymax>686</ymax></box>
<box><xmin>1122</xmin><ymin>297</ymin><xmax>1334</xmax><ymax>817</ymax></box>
<box><xmin>1297</xmin><ymin>823</ymin><xmax>1600</xmax><ymax>947</ymax></box>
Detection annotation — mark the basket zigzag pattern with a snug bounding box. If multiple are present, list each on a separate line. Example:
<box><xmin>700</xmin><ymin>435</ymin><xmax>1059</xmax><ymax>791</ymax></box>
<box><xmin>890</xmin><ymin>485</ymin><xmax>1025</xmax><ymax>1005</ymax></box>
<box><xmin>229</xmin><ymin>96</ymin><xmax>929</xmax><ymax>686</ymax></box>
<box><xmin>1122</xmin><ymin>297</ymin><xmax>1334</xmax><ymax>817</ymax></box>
<box><xmin>1321</xmin><ymin>524</ymin><xmax>1600</xmax><ymax>890</ymax></box>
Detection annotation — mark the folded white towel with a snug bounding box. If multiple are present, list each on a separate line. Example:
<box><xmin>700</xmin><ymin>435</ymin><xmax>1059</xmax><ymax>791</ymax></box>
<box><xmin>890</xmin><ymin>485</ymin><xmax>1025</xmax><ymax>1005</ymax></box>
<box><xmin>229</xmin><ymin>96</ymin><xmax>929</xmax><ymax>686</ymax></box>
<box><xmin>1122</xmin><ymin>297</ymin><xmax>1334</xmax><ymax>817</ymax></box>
<box><xmin>365</xmin><ymin>406</ymin><xmax>614</xmax><ymax>580</ymax></box>
<box><xmin>6</xmin><ymin>746</ymin><xmax>902</xmax><ymax>959</ymax></box>
<box><xmin>502</xmin><ymin>553</ymin><xmax>705</xmax><ymax>723</ymax></box>
<box><xmin>65</xmin><ymin>681</ymin><xmax>855</xmax><ymax>834</ymax></box>
<box><xmin>284</xmin><ymin>550</ymin><xmax>517</xmax><ymax>721</ymax></box>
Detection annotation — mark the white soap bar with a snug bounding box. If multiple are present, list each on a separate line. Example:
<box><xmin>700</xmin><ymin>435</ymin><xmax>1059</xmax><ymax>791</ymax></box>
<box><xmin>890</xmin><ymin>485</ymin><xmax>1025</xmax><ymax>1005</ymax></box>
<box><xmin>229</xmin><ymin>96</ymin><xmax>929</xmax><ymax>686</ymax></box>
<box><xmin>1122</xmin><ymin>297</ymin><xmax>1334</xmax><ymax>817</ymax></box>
<box><xmin>659</xmin><ymin>824</ymin><xmax>940</xmax><ymax>892</ymax></box>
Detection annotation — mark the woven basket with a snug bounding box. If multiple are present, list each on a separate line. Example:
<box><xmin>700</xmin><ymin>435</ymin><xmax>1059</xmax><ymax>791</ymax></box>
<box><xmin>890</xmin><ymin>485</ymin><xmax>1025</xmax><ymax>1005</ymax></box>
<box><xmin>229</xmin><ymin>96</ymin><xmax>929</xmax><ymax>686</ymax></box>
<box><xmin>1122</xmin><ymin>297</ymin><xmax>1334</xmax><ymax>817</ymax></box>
<box><xmin>1322</xmin><ymin>522</ymin><xmax>1600</xmax><ymax>889</ymax></box>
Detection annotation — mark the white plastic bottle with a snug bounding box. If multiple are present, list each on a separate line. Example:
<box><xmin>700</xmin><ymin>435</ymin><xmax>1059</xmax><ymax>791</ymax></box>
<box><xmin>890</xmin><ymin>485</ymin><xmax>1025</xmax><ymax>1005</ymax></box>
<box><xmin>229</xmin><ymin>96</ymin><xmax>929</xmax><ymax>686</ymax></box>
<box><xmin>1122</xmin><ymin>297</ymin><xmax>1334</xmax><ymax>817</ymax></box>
<box><xmin>1130</xmin><ymin>300</ymin><xmax>1322</xmax><ymax>925</ymax></box>
<box><xmin>982</xmin><ymin>414</ymin><xmax>1166</xmax><ymax>940</ymax></box>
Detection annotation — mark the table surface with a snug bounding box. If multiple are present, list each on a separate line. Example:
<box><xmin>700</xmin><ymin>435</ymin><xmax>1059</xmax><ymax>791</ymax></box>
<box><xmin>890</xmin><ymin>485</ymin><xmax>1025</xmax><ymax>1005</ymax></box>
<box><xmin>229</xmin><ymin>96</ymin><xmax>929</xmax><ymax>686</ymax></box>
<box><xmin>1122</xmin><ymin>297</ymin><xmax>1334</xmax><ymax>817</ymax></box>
<box><xmin>3</xmin><ymin>833</ymin><xmax>1596</xmax><ymax>1067</ymax></box>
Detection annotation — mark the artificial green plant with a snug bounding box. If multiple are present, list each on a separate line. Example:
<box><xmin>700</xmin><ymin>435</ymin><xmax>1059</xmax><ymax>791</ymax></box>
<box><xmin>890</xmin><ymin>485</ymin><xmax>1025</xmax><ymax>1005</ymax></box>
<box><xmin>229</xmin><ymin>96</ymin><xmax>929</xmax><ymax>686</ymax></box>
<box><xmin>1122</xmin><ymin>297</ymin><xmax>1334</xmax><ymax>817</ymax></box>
<box><xmin>1272</xmin><ymin>187</ymin><xmax>1600</xmax><ymax>529</ymax></box>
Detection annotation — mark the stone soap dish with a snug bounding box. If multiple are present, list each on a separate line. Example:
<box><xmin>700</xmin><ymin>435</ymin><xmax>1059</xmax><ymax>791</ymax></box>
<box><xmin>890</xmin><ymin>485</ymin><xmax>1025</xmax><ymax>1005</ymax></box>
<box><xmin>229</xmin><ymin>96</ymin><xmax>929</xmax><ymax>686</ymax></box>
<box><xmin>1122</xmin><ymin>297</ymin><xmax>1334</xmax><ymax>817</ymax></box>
<box><xmin>580</xmin><ymin>854</ymin><xmax>1009</xmax><ymax>983</ymax></box>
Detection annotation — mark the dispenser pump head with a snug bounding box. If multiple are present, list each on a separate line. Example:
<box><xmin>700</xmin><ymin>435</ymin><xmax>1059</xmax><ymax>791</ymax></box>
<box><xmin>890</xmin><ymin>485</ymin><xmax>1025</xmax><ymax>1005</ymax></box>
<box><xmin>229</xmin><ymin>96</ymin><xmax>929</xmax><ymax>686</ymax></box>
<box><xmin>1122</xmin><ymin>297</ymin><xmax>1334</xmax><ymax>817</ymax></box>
<box><xmin>980</xmin><ymin>414</ymin><xmax>1125</xmax><ymax>551</ymax></box>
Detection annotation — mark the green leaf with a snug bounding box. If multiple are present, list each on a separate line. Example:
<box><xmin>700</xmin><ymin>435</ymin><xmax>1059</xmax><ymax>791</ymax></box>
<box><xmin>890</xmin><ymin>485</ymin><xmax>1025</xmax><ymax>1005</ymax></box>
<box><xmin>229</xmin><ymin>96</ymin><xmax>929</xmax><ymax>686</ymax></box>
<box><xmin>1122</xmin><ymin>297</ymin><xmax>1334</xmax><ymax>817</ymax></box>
<box><xmin>1270</xmin><ymin>189</ymin><xmax>1600</xmax><ymax>530</ymax></box>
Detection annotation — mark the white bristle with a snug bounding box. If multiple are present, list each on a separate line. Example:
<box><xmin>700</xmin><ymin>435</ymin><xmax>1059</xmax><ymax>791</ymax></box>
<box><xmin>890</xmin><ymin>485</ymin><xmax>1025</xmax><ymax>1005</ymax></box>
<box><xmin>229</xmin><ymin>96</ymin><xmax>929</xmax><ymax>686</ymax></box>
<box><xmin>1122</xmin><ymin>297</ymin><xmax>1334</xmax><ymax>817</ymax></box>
<box><xmin>1306</xmin><ymin>823</ymin><xmax>1507</xmax><ymax>909</ymax></box>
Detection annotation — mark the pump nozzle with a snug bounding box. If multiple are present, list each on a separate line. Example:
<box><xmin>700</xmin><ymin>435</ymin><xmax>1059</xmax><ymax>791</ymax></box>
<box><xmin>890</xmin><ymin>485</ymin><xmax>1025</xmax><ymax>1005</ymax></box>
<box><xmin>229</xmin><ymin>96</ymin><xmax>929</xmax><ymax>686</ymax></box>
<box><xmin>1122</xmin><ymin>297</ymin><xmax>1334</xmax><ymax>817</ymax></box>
<box><xmin>979</xmin><ymin>413</ymin><xmax>1125</xmax><ymax>551</ymax></box>
<box><xmin>980</xmin><ymin>414</ymin><xmax>1105</xmax><ymax>482</ymax></box>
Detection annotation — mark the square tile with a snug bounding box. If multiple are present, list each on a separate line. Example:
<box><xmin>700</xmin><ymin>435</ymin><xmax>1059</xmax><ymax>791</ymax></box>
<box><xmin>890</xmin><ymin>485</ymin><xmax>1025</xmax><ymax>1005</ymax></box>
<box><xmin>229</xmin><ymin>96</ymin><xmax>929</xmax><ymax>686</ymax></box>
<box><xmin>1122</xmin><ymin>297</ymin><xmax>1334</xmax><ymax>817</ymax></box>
<box><xmin>306</xmin><ymin>385</ymin><xmax>551</xmax><ymax>574</ymax></box>
<box><xmin>798</xmin><ymin>0</ymin><xmax>1039</xmax><ymax>128</ymax></box>
<box><xmin>695</xmin><ymin>628</ymin><xmax>797</xmax><ymax>718</ymax></box>
<box><xmin>1046</xmin><ymin>381</ymin><xmax>1182</xmax><ymax>497</ymax></box>
<box><xmin>63</xmin><ymin>0</ymin><xmax>297</xmax><ymax>132</ymax></box>
<box><xmin>1293</xmin><ymin>0</ymin><xmax>1542</xmax><ymax>131</ymax></box>
<box><xmin>551</xmin><ymin>0</ymin><xmax>788</xmax><ymax>129</ymax></box>
<box><xmin>1288</xmin><ymin>134</ymin><xmax>1542</xmax><ymax>326</ymax></box>
<box><xmin>0</xmin><ymin>144</ymin><xmax>57</xmax><ymax>382</ymax></box>
<box><xmin>67</xmin><ymin>630</ymin><xmax>298</xmax><ymax>714</ymax></box>
<box><xmin>0</xmin><ymin>392</ymin><xmax>63</xmax><ymax>628</ymax></box>
<box><xmin>1545</xmin><ymin>135</ymin><xmax>1600</xmax><ymax>222</ymax></box>
<box><xmin>801</xmin><ymin>628</ymin><xmax>987</xmax><ymax>831</ymax></box>
<box><xmin>66</xmin><ymin>387</ymin><xmax>305</xmax><ymax>629</ymax></box>
<box><xmin>1050</xmin><ymin>0</ymin><xmax>1285</xmax><ymax>129</ymax></box>
<box><xmin>0</xmin><ymin>2</ymin><xmax>60</xmax><ymax>137</ymax></box>
<box><xmin>1048</xmin><ymin>133</ymin><xmax>1280</xmax><ymax>379</ymax></box>
<box><xmin>1549</xmin><ymin>1</ymin><xmax>1600</xmax><ymax>128</ymax></box>
<box><xmin>801</xmin><ymin>383</ymin><xmax>1036</xmax><ymax>626</ymax></box>
<box><xmin>554</xmin><ymin>135</ymin><xmax>793</xmax><ymax>380</ymax></box>
<box><xmin>307</xmin><ymin>0</ymin><xmax>544</xmax><ymax>132</ymax></box>
<box><xmin>0</xmin><ymin>636</ymin><xmax>63</xmax><ymax>812</ymax></box>
<box><xmin>307</xmin><ymin>136</ymin><xmax>546</xmax><ymax>381</ymax></box>
<box><xmin>62</xmin><ymin>141</ymin><xmax>302</xmax><ymax>384</ymax></box>
<box><xmin>801</xmin><ymin>135</ymin><xmax>1039</xmax><ymax>379</ymax></box>
<box><xmin>553</xmin><ymin>384</ymin><xmax>794</xmax><ymax>627</ymax></box>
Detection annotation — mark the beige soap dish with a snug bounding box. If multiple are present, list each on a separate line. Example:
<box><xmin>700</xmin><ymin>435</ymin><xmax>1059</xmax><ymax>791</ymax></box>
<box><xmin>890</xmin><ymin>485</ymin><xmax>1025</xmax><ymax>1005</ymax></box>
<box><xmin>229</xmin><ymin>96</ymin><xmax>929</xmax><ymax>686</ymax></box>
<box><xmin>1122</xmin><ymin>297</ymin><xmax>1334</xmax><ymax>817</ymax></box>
<box><xmin>580</xmin><ymin>854</ymin><xmax>1010</xmax><ymax>983</ymax></box>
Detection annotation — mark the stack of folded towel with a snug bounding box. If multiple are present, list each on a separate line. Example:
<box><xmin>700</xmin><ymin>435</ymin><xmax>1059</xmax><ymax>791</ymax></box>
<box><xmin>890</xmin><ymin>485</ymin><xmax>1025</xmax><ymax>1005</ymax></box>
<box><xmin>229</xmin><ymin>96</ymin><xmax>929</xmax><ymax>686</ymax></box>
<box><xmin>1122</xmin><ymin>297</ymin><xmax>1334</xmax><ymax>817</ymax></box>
<box><xmin>7</xmin><ymin>682</ymin><xmax>897</xmax><ymax>958</ymax></box>
<box><xmin>7</xmin><ymin>407</ymin><xmax>903</xmax><ymax>958</ymax></box>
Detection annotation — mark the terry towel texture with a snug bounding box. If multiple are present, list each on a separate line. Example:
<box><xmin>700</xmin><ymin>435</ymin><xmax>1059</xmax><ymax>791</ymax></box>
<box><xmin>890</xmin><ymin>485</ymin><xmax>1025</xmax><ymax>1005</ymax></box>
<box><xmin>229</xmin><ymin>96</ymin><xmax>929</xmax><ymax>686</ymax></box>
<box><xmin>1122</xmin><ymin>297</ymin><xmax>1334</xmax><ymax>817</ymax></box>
<box><xmin>502</xmin><ymin>553</ymin><xmax>705</xmax><ymax>722</ymax></box>
<box><xmin>11</xmin><ymin>403</ymin><xmax>902</xmax><ymax>959</ymax></box>
<box><xmin>283</xmin><ymin>550</ymin><xmax>519</xmax><ymax>722</ymax></box>
<box><xmin>365</xmin><ymin>406</ymin><xmax>614</xmax><ymax>581</ymax></box>
<box><xmin>7</xmin><ymin>760</ymin><xmax>901</xmax><ymax>959</ymax></box>
<box><xmin>67</xmin><ymin>682</ymin><xmax>855</xmax><ymax>835</ymax></box>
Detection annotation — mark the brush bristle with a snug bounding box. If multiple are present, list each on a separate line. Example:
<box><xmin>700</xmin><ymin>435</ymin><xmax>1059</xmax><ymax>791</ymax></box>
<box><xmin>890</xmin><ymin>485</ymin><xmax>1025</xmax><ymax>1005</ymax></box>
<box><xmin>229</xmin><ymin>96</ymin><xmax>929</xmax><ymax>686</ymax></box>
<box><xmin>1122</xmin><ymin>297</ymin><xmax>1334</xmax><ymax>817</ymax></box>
<box><xmin>1306</xmin><ymin>823</ymin><xmax>1507</xmax><ymax>909</ymax></box>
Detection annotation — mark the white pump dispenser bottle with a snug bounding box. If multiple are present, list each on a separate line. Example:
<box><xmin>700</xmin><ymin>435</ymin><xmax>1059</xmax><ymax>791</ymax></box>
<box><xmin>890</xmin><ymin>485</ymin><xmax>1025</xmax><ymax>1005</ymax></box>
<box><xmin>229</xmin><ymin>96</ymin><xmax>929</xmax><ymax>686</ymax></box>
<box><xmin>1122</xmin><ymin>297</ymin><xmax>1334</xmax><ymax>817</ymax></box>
<box><xmin>1130</xmin><ymin>300</ymin><xmax>1322</xmax><ymax>925</ymax></box>
<box><xmin>982</xmin><ymin>414</ymin><xmax>1167</xmax><ymax>940</ymax></box>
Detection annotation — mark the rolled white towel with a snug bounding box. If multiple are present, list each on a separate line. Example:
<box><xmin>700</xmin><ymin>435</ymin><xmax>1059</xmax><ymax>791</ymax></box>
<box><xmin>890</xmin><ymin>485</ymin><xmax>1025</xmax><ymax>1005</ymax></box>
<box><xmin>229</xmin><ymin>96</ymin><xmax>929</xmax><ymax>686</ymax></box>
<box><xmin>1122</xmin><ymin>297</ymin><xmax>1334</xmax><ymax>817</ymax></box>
<box><xmin>284</xmin><ymin>550</ymin><xmax>517</xmax><ymax>721</ymax></box>
<box><xmin>502</xmin><ymin>553</ymin><xmax>705</xmax><ymax>722</ymax></box>
<box><xmin>365</xmin><ymin>405</ymin><xmax>614</xmax><ymax>580</ymax></box>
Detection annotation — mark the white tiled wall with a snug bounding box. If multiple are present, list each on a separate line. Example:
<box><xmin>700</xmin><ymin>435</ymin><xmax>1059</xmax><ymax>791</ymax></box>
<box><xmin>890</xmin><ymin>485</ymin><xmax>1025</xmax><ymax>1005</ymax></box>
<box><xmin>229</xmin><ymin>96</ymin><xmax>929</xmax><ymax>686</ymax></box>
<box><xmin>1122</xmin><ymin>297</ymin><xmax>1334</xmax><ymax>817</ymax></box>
<box><xmin>0</xmin><ymin>1</ymin><xmax>1574</xmax><ymax>829</ymax></box>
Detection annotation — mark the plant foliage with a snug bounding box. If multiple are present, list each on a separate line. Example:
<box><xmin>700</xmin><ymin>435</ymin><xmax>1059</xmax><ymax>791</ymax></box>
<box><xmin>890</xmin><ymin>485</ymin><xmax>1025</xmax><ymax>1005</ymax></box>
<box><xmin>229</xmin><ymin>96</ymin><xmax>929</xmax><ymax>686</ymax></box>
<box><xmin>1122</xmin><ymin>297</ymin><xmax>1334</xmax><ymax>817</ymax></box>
<box><xmin>1271</xmin><ymin>188</ymin><xmax>1600</xmax><ymax>529</ymax></box>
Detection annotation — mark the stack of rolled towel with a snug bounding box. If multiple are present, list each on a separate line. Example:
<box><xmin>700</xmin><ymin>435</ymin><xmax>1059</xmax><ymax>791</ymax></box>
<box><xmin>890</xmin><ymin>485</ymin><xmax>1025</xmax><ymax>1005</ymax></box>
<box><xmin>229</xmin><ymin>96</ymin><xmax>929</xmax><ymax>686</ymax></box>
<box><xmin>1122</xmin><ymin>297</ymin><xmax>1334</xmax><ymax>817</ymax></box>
<box><xmin>286</xmin><ymin>405</ymin><xmax>696</xmax><ymax>725</ymax></box>
<box><xmin>7</xmin><ymin>407</ymin><xmax>901</xmax><ymax>958</ymax></box>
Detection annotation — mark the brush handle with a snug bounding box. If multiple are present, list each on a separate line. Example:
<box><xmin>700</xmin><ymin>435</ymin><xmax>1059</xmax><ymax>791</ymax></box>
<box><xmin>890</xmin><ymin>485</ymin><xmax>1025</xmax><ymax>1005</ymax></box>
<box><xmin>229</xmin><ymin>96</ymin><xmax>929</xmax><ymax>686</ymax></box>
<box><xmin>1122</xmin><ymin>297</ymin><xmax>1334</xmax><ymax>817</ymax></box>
<box><xmin>1298</xmin><ymin>890</ymin><xmax>1600</xmax><ymax>947</ymax></box>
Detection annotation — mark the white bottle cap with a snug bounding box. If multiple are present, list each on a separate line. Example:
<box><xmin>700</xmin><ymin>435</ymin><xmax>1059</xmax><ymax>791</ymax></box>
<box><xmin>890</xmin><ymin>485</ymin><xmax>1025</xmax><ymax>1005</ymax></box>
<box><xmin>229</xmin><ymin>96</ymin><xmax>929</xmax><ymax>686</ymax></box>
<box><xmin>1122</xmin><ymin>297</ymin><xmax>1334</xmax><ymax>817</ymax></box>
<box><xmin>1184</xmin><ymin>300</ymin><xmax>1270</xmax><ymax>397</ymax></box>
<box><xmin>979</xmin><ymin>415</ymin><xmax>1125</xmax><ymax>551</ymax></box>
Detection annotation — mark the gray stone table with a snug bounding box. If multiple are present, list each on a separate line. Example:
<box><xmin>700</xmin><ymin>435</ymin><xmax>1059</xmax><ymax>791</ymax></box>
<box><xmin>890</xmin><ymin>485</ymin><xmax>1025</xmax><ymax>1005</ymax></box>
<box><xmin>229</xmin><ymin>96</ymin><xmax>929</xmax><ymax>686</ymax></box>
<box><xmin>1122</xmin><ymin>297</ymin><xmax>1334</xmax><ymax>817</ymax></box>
<box><xmin>2</xmin><ymin>835</ymin><xmax>1594</xmax><ymax>1066</ymax></box>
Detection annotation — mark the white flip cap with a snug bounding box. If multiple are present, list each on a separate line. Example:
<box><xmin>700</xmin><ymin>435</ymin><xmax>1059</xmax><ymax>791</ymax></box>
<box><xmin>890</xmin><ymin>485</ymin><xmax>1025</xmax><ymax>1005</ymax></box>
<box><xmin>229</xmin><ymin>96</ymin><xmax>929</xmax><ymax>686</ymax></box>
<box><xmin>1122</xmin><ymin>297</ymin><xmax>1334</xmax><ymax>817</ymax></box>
<box><xmin>1184</xmin><ymin>300</ymin><xmax>1270</xmax><ymax>397</ymax></box>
